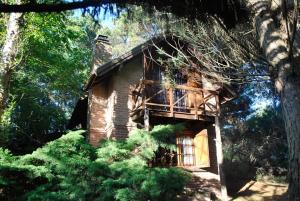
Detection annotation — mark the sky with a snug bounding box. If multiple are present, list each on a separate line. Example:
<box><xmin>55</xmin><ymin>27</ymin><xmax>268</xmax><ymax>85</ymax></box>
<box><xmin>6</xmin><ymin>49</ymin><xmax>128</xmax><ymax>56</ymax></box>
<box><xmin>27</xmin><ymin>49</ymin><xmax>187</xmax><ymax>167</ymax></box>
<box><xmin>73</xmin><ymin>6</ymin><xmax>118</xmax><ymax>29</ymax></box>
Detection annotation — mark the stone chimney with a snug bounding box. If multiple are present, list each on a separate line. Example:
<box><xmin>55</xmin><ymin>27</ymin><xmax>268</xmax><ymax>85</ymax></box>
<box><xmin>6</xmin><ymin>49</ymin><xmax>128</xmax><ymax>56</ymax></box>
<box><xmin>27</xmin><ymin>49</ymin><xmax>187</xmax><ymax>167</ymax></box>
<box><xmin>91</xmin><ymin>35</ymin><xmax>112</xmax><ymax>74</ymax></box>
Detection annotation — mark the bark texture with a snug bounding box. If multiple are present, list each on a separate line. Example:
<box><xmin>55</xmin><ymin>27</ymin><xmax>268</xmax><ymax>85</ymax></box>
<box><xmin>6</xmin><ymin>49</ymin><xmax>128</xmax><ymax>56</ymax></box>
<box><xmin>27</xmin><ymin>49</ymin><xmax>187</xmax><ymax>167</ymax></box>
<box><xmin>248</xmin><ymin>0</ymin><xmax>300</xmax><ymax>200</ymax></box>
<box><xmin>0</xmin><ymin>2</ymin><xmax>23</xmax><ymax>120</ymax></box>
<box><xmin>282</xmin><ymin>79</ymin><xmax>300</xmax><ymax>201</ymax></box>
<box><xmin>215</xmin><ymin>116</ymin><xmax>228</xmax><ymax>201</ymax></box>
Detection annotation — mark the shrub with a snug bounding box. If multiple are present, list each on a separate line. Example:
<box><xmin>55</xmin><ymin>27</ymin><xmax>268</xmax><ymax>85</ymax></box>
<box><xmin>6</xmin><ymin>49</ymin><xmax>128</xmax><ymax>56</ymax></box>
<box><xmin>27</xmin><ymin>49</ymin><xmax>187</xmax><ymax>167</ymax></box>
<box><xmin>0</xmin><ymin>125</ymin><xmax>190</xmax><ymax>201</ymax></box>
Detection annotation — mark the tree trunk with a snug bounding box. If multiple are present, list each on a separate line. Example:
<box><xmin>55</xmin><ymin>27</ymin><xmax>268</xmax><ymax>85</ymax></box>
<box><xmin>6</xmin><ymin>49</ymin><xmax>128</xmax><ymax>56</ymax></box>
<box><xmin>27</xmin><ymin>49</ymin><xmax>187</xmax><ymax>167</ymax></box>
<box><xmin>248</xmin><ymin>1</ymin><xmax>300</xmax><ymax>200</ymax></box>
<box><xmin>281</xmin><ymin>78</ymin><xmax>300</xmax><ymax>201</ymax></box>
<box><xmin>215</xmin><ymin>116</ymin><xmax>228</xmax><ymax>201</ymax></box>
<box><xmin>0</xmin><ymin>1</ymin><xmax>23</xmax><ymax>120</ymax></box>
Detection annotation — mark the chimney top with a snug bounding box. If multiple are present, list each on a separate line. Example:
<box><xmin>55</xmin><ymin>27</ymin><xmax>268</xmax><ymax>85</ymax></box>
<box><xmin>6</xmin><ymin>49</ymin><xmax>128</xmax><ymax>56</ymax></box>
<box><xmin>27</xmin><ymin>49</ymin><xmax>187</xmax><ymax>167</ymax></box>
<box><xmin>95</xmin><ymin>34</ymin><xmax>110</xmax><ymax>44</ymax></box>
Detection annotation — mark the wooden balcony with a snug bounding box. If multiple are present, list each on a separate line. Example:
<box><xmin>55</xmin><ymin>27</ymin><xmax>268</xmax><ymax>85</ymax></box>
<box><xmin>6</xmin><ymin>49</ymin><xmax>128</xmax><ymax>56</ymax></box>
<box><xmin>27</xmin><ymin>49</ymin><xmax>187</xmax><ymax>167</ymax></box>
<box><xmin>142</xmin><ymin>80</ymin><xmax>220</xmax><ymax>120</ymax></box>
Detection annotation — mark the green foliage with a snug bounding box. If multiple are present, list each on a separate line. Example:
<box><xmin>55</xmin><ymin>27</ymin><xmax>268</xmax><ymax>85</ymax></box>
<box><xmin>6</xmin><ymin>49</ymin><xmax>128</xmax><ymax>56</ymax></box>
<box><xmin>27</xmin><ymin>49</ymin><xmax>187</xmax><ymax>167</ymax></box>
<box><xmin>0</xmin><ymin>148</ymin><xmax>14</xmax><ymax>164</ymax></box>
<box><xmin>0</xmin><ymin>130</ymin><xmax>96</xmax><ymax>200</ymax></box>
<box><xmin>222</xmin><ymin>83</ymin><xmax>287</xmax><ymax>184</ymax></box>
<box><xmin>4</xmin><ymin>13</ymin><xmax>96</xmax><ymax>153</ymax></box>
<box><xmin>94</xmin><ymin>124</ymin><xmax>188</xmax><ymax>201</ymax></box>
<box><xmin>98</xmin><ymin>6</ymin><xmax>170</xmax><ymax>58</ymax></box>
<box><xmin>255</xmin><ymin>167</ymin><xmax>287</xmax><ymax>184</ymax></box>
<box><xmin>99</xmin><ymin>7</ymin><xmax>147</xmax><ymax>57</ymax></box>
<box><xmin>223</xmin><ymin>105</ymin><xmax>287</xmax><ymax>170</ymax></box>
<box><xmin>0</xmin><ymin>14</ymin><xmax>6</xmax><ymax>48</ymax></box>
<box><xmin>0</xmin><ymin>100</ymin><xmax>16</xmax><ymax>148</ymax></box>
<box><xmin>0</xmin><ymin>125</ymin><xmax>190</xmax><ymax>201</ymax></box>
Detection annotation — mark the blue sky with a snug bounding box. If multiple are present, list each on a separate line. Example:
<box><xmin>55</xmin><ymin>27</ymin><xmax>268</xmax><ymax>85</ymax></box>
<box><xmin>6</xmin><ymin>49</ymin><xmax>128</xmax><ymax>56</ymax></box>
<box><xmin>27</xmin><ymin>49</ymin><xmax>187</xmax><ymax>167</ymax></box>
<box><xmin>73</xmin><ymin>6</ymin><xmax>117</xmax><ymax>28</ymax></box>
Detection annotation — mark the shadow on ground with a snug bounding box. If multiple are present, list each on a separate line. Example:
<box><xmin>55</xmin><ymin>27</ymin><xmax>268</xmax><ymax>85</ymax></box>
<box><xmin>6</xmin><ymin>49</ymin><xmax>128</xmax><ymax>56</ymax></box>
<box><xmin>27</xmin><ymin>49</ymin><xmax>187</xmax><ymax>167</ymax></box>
<box><xmin>224</xmin><ymin>160</ymin><xmax>256</xmax><ymax>196</ymax></box>
<box><xmin>231</xmin><ymin>180</ymin><xmax>288</xmax><ymax>201</ymax></box>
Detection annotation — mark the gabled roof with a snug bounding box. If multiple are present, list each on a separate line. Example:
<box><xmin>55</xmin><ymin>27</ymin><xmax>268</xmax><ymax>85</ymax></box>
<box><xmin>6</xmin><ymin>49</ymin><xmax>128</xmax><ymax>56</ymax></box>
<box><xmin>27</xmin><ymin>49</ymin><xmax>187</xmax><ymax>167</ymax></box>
<box><xmin>84</xmin><ymin>36</ymin><xmax>163</xmax><ymax>90</ymax></box>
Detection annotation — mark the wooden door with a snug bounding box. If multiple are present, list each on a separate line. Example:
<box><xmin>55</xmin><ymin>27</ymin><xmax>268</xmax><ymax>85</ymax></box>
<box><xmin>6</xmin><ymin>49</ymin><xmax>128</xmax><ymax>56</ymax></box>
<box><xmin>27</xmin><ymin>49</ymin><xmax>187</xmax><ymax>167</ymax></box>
<box><xmin>194</xmin><ymin>129</ymin><xmax>210</xmax><ymax>167</ymax></box>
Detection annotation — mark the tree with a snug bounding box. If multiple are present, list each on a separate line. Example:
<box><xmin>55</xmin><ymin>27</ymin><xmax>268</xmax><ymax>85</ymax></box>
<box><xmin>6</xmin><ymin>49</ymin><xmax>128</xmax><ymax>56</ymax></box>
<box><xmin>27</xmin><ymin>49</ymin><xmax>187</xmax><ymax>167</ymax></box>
<box><xmin>3</xmin><ymin>13</ymin><xmax>97</xmax><ymax>153</ymax></box>
<box><xmin>98</xmin><ymin>6</ymin><xmax>171</xmax><ymax>58</ymax></box>
<box><xmin>0</xmin><ymin>0</ymin><xmax>23</xmax><ymax>120</ymax></box>
<box><xmin>221</xmin><ymin>80</ymin><xmax>288</xmax><ymax>193</ymax></box>
<box><xmin>246</xmin><ymin>1</ymin><xmax>300</xmax><ymax>200</ymax></box>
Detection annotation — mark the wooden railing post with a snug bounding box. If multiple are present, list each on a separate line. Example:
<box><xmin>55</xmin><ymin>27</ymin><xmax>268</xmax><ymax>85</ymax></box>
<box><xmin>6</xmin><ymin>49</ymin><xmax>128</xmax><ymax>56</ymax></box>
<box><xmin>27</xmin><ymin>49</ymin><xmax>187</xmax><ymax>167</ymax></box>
<box><xmin>169</xmin><ymin>88</ymin><xmax>174</xmax><ymax>116</ymax></box>
<box><xmin>203</xmin><ymin>92</ymin><xmax>206</xmax><ymax>116</ymax></box>
<box><xmin>194</xmin><ymin>92</ymin><xmax>198</xmax><ymax>117</ymax></box>
<box><xmin>144</xmin><ymin>108</ymin><xmax>150</xmax><ymax>131</ymax></box>
<box><xmin>216</xmin><ymin>94</ymin><xmax>220</xmax><ymax>115</ymax></box>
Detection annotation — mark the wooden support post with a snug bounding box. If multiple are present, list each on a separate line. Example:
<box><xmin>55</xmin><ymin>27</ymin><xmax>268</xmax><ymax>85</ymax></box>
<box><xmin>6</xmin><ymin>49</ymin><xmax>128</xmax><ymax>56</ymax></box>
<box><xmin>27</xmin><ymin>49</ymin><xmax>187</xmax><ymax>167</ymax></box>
<box><xmin>169</xmin><ymin>88</ymin><xmax>174</xmax><ymax>116</ymax></box>
<box><xmin>203</xmin><ymin>92</ymin><xmax>206</xmax><ymax>116</ymax></box>
<box><xmin>216</xmin><ymin>94</ymin><xmax>220</xmax><ymax>115</ymax></box>
<box><xmin>144</xmin><ymin>108</ymin><xmax>150</xmax><ymax>131</ymax></box>
<box><xmin>194</xmin><ymin>92</ymin><xmax>198</xmax><ymax>117</ymax></box>
<box><xmin>215</xmin><ymin>116</ymin><xmax>228</xmax><ymax>201</ymax></box>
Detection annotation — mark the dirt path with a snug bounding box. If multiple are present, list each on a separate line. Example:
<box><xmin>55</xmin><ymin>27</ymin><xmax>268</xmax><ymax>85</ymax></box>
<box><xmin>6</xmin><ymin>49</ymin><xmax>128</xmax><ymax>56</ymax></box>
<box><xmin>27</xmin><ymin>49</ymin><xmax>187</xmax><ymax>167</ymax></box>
<box><xmin>231</xmin><ymin>180</ymin><xmax>288</xmax><ymax>201</ymax></box>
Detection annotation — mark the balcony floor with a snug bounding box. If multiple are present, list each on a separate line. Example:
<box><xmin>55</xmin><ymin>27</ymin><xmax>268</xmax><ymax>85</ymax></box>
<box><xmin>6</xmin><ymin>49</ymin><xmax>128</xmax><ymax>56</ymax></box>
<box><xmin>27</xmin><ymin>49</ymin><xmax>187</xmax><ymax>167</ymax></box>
<box><xmin>149</xmin><ymin>110</ymin><xmax>214</xmax><ymax>121</ymax></box>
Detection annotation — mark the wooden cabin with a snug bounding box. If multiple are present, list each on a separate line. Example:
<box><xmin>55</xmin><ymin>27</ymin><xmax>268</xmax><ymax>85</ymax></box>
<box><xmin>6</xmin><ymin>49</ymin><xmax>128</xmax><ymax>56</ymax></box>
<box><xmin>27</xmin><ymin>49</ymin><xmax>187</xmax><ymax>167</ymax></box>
<box><xmin>69</xmin><ymin>35</ymin><xmax>236</xmax><ymax>200</ymax></box>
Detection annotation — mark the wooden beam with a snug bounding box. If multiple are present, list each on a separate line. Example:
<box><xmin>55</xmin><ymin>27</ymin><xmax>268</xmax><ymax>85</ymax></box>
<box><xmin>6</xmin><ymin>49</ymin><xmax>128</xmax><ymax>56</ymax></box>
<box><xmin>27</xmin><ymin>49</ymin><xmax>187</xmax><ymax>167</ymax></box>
<box><xmin>173</xmin><ymin>93</ymin><xmax>187</xmax><ymax>106</ymax></box>
<box><xmin>169</xmin><ymin>88</ymin><xmax>174</xmax><ymax>116</ymax></box>
<box><xmin>150</xmin><ymin>110</ymin><xmax>214</xmax><ymax>121</ymax></box>
<box><xmin>144</xmin><ymin>108</ymin><xmax>150</xmax><ymax>131</ymax></box>
<box><xmin>194</xmin><ymin>92</ymin><xmax>198</xmax><ymax>116</ymax></box>
<box><xmin>216</xmin><ymin>94</ymin><xmax>221</xmax><ymax>115</ymax></box>
<box><xmin>145</xmin><ymin>89</ymin><xmax>165</xmax><ymax>102</ymax></box>
<box><xmin>145</xmin><ymin>103</ymin><xmax>170</xmax><ymax>107</ymax></box>
<box><xmin>215</xmin><ymin>116</ymin><xmax>228</xmax><ymax>201</ymax></box>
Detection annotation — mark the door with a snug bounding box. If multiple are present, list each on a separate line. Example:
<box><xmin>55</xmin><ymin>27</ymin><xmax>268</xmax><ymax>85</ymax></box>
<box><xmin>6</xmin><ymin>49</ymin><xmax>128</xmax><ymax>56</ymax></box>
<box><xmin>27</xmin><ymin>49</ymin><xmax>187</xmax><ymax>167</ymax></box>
<box><xmin>194</xmin><ymin>129</ymin><xmax>210</xmax><ymax>167</ymax></box>
<box><xmin>176</xmin><ymin>132</ymin><xmax>195</xmax><ymax>166</ymax></box>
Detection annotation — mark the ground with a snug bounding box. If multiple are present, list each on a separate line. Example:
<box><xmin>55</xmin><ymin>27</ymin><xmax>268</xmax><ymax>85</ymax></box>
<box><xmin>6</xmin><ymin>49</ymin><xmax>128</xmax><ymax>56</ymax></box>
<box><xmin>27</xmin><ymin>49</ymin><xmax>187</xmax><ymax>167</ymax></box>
<box><xmin>231</xmin><ymin>180</ymin><xmax>288</xmax><ymax>201</ymax></box>
<box><xmin>180</xmin><ymin>168</ymin><xmax>288</xmax><ymax>201</ymax></box>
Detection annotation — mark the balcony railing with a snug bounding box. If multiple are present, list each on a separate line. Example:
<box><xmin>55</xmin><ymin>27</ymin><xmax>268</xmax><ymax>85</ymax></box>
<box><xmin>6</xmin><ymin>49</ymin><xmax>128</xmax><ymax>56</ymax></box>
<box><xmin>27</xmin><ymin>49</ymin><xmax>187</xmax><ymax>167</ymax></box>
<box><xmin>142</xmin><ymin>80</ymin><xmax>220</xmax><ymax>118</ymax></box>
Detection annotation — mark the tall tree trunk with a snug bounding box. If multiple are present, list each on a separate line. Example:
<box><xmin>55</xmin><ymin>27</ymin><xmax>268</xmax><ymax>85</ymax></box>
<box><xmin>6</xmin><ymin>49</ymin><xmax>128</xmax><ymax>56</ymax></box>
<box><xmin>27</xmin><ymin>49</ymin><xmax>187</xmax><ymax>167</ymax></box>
<box><xmin>0</xmin><ymin>0</ymin><xmax>23</xmax><ymax>120</ymax></box>
<box><xmin>248</xmin><ymin>1</ymin><xmax>300</xmax><ymax>200</ymax></box>
<box><xmin>282</xmin><ymin>79</ymin><xmax>300</xmax><ymax>201</ymax></box>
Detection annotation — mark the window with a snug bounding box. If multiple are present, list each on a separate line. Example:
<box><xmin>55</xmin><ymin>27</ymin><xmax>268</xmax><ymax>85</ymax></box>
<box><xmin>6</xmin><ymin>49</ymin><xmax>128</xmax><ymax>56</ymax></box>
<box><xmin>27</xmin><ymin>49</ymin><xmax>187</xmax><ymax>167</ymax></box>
<box><xmin>176</xmin><ymin>135</ymin><xmax>195</xmax><ymax>166</ymax></box>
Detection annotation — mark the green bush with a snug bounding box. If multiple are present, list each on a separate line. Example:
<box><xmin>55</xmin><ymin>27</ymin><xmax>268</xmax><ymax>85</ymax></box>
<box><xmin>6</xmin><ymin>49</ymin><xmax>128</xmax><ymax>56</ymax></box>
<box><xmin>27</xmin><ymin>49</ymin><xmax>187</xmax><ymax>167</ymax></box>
<box><xmin>0</xmin><ymin>101</ymin><xmax>16</xmax><ymax>148</ymax></box>
<box><xmin>0</xmin><ymin>125</ymin><xmax>190</xmax><ymax>201</ymax></box>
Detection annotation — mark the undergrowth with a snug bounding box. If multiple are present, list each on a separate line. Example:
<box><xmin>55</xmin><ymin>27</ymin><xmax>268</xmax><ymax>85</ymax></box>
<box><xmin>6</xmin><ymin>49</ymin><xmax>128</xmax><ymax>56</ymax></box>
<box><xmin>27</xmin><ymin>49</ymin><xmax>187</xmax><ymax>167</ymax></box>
<box><xmin>0</xmin><ymin>125</ymin><xmax>190</xmax><ymax>201</ymax></box>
